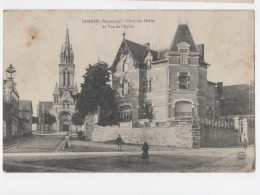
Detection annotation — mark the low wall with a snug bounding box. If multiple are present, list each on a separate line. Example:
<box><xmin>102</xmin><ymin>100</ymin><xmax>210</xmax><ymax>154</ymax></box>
<box><xmin>88</xmin><ymin>125</ymin><xmax>194</xmax><ymax>148</ymax></box>
<box><xmin>200</xmin><ymin>126</ymin><xmax>239</xmax><ymax>147</ymax></box>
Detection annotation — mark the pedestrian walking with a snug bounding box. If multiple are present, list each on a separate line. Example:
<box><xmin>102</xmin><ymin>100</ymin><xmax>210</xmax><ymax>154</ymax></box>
<box><xmin>116</xmin><ymin>134</ymin><xmax>123</xmax><ymax>151</ymax></box>
<box><xmin>62</xmin><ymin>133</ymin><xmax>71</xmax><ymax>150</ymax></box>
<box><xmin>141</xmin><ymin>141</ymin><xmax>149</xmax><ymax>164</ymax></box>
<box><xmin>243</xmin><ymin>134</ymin><xmax>248</xmax><ymax>151</ymax></box>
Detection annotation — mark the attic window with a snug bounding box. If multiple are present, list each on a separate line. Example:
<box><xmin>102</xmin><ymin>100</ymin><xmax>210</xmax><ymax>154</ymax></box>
<box><xmin>180</xmin><ymin>49</ymin><xmax>188</xmax><ymax>65</ymax></box>
<box><xmin>147</xmin><ymin>60</ymin><xmax>152</xmax><ymax>69</ymax></box>
<box><xmin>123</xmin><ymin>62</ymin><xmax>128</xmax><ymax>72</ymax></box>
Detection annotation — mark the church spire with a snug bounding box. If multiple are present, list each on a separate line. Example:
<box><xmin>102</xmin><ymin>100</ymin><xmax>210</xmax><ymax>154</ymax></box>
<box><xmin>60</xmin><ymin>28</ymin><xmax>74</xmax><ymax>64</ymax></box>
<box><xmin>65</xmin><ymin>28</ymin><xmax>70</xmax><ymax>50</ymax></box>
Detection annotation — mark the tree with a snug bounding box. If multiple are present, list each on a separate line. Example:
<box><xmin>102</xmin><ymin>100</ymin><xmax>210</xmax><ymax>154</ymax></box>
<box><xmin>72</xmin><ymin>112</ymin><xmax>84</xmax><ymax>132</ymax></box>
<box><xmin>44</xmin><ymin>113</ymin><xmax>56</xmax><ymax>131</ymax></box>
<box><xmin>76</xmin><ymin>61</ymin><xmax>119</xmax><ymax>126</ymax></box>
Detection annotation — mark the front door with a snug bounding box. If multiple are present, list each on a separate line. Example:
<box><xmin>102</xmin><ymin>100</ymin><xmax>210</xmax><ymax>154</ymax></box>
<box><xmin>63</xmin><ymin>124</ymin><xmax>69</xmax><ymax>131</ymax></box>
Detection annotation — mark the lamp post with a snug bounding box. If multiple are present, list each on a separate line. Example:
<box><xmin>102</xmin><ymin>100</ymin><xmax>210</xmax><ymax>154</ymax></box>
<box><xmin>6</xmin><ymin>64</ymin><xmax>16</xmax><ymax>80</ymax></box>
<box><xmin>6</xmin><ymin>64</ymin><xmax>17</xmax><ymax>138</ymax></box>
<box><xmin>42</xmin><ymin>102</ymin><xmax>45</xmax><ymax>133</ymax></box>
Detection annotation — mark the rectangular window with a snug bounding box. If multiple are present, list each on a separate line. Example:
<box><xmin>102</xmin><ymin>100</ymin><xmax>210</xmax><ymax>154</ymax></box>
<box><xmin>122</xmin><ymin>82</ymin><xmax>129</xmax><ymax>95</ymax></box>
<box><xmin>180</xmin><ymin>49</ymin><xmax>188</xmax><ymax>65</ymax></box>
<box><xmin>123</xmin><ymin>63</ymin><xmax>128</xmax><ymax>72</ymax></box>
<box><xmin>143</xmin><ymin>80</ymin><xmax>147</xmax><ymax>93</ymax></box>
<box><xmin>178</xmin><ymin>72</ymin><xmax>190</xmax><ymax>89</ymax></box>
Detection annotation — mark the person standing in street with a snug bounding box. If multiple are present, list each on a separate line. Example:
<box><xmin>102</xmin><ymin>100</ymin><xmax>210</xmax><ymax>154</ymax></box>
<box><xmin>63</xmin><ymin>133</ymin><xmax>72</xmax><ymax>150</ymax></box>
<box><xmin>141</xmin><ymin>141</ymin><xmax>150</xmax><ymax>164</ymax></box>
<box><xmin>116</xmin><ymin>134</ymin><xmax>123</xmax><ymax>151</ymax></box>
<box><xmin>243</xmin><ymin>134</ymin><xmax>248</xmax><ymax>150</ymax></box>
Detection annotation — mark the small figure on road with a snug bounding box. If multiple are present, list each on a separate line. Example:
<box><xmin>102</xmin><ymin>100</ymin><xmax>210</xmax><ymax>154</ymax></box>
<box><xmin>243</xmin><ymin>134</ymin><xmax>248</xmax><ymax>151</ymax></box>
<box><xmin>141</xmin><ymin>141</ymin><xmax>149</xmax><ymax>164</ymax></box>
<box><xmin>116</xmin><ymin>134</ymin><xmax>123</xmax><ymax>151</ymax></box>
<box><xmin>63</xmin><ymin>133</ymin><xmax>71</xmax><ymax>150</ymax></box>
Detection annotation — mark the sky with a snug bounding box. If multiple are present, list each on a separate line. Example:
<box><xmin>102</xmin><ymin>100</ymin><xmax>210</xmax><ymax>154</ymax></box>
<box><xmin>3</xmin><ymin>10</ymin><xmax>254</xmax><ymax>116</ymax></box>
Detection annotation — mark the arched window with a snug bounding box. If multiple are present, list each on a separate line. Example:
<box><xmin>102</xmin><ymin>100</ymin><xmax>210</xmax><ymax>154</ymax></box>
<box><xmin>67</xmin><ymin>72</ymin><xmax>70</xmax><ymax>86</ymax></box>
<box><xmin>63</xmin><ymin>70</ymin><xmax>66</xmax><ymax>87</ymax></box>
<box><xmin>119</xmin><ymin>105</ymin><xmax>132</xmax><ymax>122</ymax></box>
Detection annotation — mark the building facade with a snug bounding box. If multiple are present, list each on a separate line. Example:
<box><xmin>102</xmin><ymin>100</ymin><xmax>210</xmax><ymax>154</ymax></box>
<box><xmin>3</xmin><ymin>66</ymin><xmax>20</xmax><ymax>140</ymax></box>
<box><xmin>111</xmin><ymin>24</ymin><xmax>221</xmax><ymax>123</ymax></box>
<box><xmin>37</xmin><ymin>101</ymin><xmax>53</xmax><ymax>131</ymax></box>
<box><xmin>48</xmin><ymin>28</ymin><xmax>79</xmax><ymax>132</ymax></box>
<box><xmin>19</xmin><ymin>100</ymin><xmax>33</xmax><ymax>135</ymax></box>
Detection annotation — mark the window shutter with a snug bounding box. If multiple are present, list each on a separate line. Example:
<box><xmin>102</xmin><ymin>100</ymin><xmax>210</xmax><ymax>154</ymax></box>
<box><xmin>187</xmin><ymin>74</ymin><xmax>190</xmax><ymax>89</ymax></box>
<box><xmin>128</xmin><ymin>82</ymin><xmax>130</xmax><ymax>94</ymax></box>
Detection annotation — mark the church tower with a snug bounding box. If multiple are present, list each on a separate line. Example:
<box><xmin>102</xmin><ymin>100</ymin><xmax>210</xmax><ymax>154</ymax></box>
<box><xmin>59</xmin><ymin>28</ymin><xmax>75</xmax><ymax>89</ymax></box>
<box><xmin>50</xmin><ymin>28</ymin><xmax>79</xmax><ymax>132</ymax></box>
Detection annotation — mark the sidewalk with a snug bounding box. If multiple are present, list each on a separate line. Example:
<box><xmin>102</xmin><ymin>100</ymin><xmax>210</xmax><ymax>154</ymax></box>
<box><xmin>3</xmin><ymin>135</ymin><xmax>37</xmax><ymax>149</ymax></box>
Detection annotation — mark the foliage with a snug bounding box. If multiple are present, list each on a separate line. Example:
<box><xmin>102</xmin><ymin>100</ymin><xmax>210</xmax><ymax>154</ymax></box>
<box><xmin>44</xmin><ymin>113</ymin><xmax>56</xmax><ymax>125</ymax></box>
<box><xmin>76</xmin><ymin>61</ymin><xmax>119</xmax><ymax>126</ymax></box>
<box><xmin>72</xmin><ymin>112</ymin><xmax>84</xmax><ymax>132</ymax></box>
<box><xmin>77</xmin><ymin>130</ymin><xmax>85</xmax><ymax>140</ymax></box>
<box><xmin>72</xmin><ymin>112</ymin><xmax>84</xmax><ymax>126</ymax></box>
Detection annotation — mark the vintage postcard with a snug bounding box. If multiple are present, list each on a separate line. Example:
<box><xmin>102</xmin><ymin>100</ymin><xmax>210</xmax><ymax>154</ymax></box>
<box><xmin>3</xmin><ymin>10</ymin><xmax>254</xmax><ymax>172</ymax></box>
<box><xmin>147</xmin><ymin>0</ymin><xmax>253</xmax><ymax>3</ymax></box>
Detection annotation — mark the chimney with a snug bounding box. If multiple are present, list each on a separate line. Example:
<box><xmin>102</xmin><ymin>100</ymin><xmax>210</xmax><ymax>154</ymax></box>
<box><xmin>143</xmin><ymin>42</ymin><xmax>150</xmax><ymax>49</ymax></box>
<box><xmin>197</xmin><ymin>44</ymin><xmax>204</xmax><ymax>61</ymax></box>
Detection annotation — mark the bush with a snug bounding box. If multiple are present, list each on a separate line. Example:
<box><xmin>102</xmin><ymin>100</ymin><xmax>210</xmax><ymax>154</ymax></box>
<box><xmin>77</xmin><ymin>131</ymin><xmax>85</xmax><ymax>140</ymax></box>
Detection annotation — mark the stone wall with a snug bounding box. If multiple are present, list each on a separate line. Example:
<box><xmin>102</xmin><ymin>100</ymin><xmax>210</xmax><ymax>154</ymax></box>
<box><xmin>88</xmin><ymin>125</ymin><xmax>194</xmax><ymax>148</ymax></box>
<box><xmin>200</xmin><ymin>126</ymin><xmax>238</xmax><ymax>147</ymax></box>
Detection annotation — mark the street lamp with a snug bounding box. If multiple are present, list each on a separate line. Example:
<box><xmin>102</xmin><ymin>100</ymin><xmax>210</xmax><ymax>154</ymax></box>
<box><xmin>42</xmin><ymin>103</ymin><xmax>45</xmax><ymax>133</ymax></box>
<box><xmin>6</xmin><ymin>64</ymin><xmax>16</xmax><ymax>80</ymax></box>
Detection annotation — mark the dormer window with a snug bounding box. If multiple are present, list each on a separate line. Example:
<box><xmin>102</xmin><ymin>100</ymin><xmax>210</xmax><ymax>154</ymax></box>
<box><xmin>147</xmin><ymin>59</ymin><xmax>152</xmax><ymax>69</ymax></box>
<box><xmin>177</xmin><ymin>42</ymin><xmax>190</xmax><ymax>65</ymax></box>
<box><xmin>123</xmin><ymin>62</ymin><xmax>128</xmax><ymax>72</ymax></box>
<box><xmin>180</xmin><ymin>49</ymin><xmax>188</xmax><ymax>65</ymax></box>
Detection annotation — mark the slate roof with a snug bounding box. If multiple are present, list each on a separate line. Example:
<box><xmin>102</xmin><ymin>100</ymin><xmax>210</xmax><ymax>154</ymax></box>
<box><xmin>125</xmin><ymin>39</ymin><xmax>158</xmax><ymax>63</ymax></box>
<box><xmin>222</xmin><ymin>84</ymin><xmax>250</xmax><ymax>99</ymax></box>
<box><xmin>53</xmin><ymin>83</ymin><xmax>60</xmax><ymax>95</ymax></box>
<box><xmin>19</xmin><ymin>100</ymin><xmax>33</xmax><ymax>113</ymax></box>
<box><xmin>169</xmin><ymin>24</ymin><xmax>199</xmax><ymax>52</ymax></box>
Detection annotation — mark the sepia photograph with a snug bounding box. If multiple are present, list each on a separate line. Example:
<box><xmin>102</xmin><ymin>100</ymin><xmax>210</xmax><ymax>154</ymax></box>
<box><xmin>3</xmin><ymin>10</ymin><xmax>255</xmax><ymax>173</ymax></box>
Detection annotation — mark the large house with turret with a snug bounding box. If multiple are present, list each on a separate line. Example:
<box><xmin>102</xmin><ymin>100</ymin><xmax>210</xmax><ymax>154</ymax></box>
<box><xmin>111</xmin><ymin>24</ymin><xmax>223</xmax><ymax>123</ymax></box>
